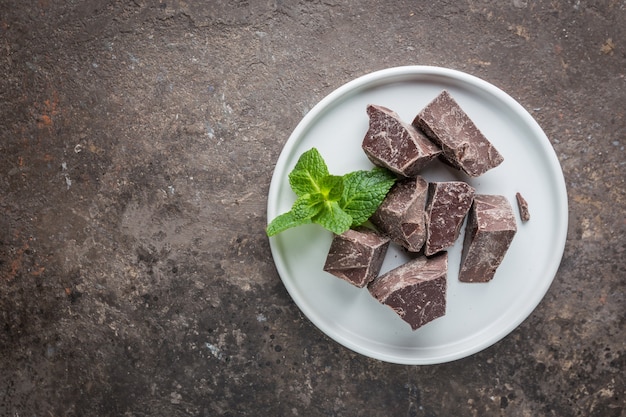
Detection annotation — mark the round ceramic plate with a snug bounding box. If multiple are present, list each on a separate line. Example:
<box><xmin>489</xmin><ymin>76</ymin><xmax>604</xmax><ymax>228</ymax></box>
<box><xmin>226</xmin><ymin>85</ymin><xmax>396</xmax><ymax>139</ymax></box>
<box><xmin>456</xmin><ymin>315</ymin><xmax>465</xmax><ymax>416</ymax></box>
<box><xmin>266</xmin><ymin>66</ymin><xmax>568</xmax><ymax>365</ymax></box>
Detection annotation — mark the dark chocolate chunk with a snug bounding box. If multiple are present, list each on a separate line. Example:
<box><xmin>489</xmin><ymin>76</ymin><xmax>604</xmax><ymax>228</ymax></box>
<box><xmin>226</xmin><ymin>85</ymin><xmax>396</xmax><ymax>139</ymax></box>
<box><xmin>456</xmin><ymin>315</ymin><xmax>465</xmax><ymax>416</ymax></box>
<box><xmin>362</xmin><ymin>104</ymin><xmax>441</xmax><ymax>177</ymax></box>
<box><xmin>323</xmin><ymin>226</ymin><xmax>390</xmax><ymax>288</ymax></box>
<box><xmin>459</xmin><ymin>194</ymin><xmax>517</xmax><ymax>283</ymax></box>
<box><xmin>370</xmin><ymin>176</ymin><xmax>429</xmax><ymax>252</ymax></box>
<box><xmin>515</xmin><ymin>192</ymin><xmax>530</xmax><ymax>222</ymax></box>
<box><xmin>424</xmin><ymin>181</ymin><xmax>475</xmax><ymax>256</ymax></box>
<box><xmin>412</xmin><ymin>90</ymin><xmax>504</xmax><ymax>177</ymax></box>
<box><xmin>368</xmin><ymin>252</ymin><xmax>448</xmax><ymax>330</ymax></box>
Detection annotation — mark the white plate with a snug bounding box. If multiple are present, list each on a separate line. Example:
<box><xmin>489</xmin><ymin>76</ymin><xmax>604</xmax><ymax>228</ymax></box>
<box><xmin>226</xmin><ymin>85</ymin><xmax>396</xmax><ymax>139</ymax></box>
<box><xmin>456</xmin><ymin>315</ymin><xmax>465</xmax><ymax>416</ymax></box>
<box><xmin>266</xmin><ymin>66</ymin><xmax>568</xmax><ymax>365</ymax></box>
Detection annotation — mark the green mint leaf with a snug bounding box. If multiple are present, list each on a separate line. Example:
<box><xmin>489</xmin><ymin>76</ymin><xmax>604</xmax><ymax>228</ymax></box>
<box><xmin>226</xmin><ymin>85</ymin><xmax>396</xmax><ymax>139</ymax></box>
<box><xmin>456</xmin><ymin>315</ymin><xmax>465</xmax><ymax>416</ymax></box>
<box><xmin>266</xmin><ymin>193</ymin><xmax>323</xmax><ymax>236</ymax></box>
<box><xmin>266</xmin><ymin>210</ymin><xmax>312</xmax><ymax>236</ymax></box>
<box><xmin>340</xmin><ymin>168</ymin><xmax>396</xmax><ymax>226</ymax></box>
<box><xmin>288</xmin><ymin>148</ymin><xmax>329</xmax><ymax>197</ymax></box>
<box><xmin>313</xmin><ymin>201</ymin><xmax>353</xmax><ymax>235</ymax></box>
<box><xmin>267</xmin><ymin>148</ymin><xmax>395</xmax><ymax>237</ymax></box>
<box><xmin>317</xmin><ymin>174</ymin><xmax>344</xmax><ymax>202</ymax></box>
<box><xmin>292</xmin><ymin>193</ymin><xmax>324</xmax><ymax>220</ymax></box>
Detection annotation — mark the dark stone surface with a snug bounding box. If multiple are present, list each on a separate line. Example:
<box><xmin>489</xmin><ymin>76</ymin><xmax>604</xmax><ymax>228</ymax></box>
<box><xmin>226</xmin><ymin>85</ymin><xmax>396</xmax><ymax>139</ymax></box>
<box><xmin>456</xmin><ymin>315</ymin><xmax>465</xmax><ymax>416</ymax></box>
<box><xmin>0</xmin><ymin>1</ymin><xmax>624</xmax><ymax>416</ymax></box>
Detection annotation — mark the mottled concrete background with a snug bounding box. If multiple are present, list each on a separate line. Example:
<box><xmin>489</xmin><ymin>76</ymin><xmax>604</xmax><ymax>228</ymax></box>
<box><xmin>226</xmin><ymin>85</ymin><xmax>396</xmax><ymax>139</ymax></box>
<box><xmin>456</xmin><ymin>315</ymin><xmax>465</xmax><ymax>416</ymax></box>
<box><xmin>1</xmin><ymin>1</ymin><xmax>624</xmax><ymax>416</ymax></box>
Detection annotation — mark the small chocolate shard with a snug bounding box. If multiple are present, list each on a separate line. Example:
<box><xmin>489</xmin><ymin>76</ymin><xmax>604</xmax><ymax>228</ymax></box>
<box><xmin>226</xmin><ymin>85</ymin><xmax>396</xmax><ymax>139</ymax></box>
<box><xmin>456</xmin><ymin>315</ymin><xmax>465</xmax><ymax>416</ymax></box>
<box><xmin>412</xmin><ymin>90</ymin><xmax>504</xmax><ymax>177</ymax></box>
<box><xmin>362</xmin><ymin>104</ymin><xmax>441</xmax><ymax>177</ymax></box>
<box><xmin>370</xmin><ymin>176</ymin><xmax>429</xmax><ymax>252</ymax></box>
<box><xmin>323</xmin><ymin>226</ymin><xmax>390</xmax><ymax>288</ymax></box>
<box><xmin>368</xmin><ymin>252</ymin><xmax>448</xmax><ymax>330</ymax></box>
<box><xmin>424</xmin><ymin>181</ymin><xmax>475</xmax><ymax>256</ymax></box>
<box><xmin>459</xmin><ymin>195</ymin><xmax>517</xmax><ymax>283</ymax></box>
<box><xmin>515</xmin><ymin>192</ymin><xmax>530</xmax><ymax>222</ymax></box>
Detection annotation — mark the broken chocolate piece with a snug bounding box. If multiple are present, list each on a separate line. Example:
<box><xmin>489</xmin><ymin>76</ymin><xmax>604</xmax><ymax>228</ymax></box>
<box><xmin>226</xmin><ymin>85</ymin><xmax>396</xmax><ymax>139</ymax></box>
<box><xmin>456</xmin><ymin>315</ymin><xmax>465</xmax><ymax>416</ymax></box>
<box><xmin>323</xmin><ymin>226</ymin><xmax>390</xmax><ymax>288</ymax></box>
<box><xmin>459</xmin><ymin>194</ymin><xmax>517</xmax><ymax>283</ymax></box>
<box><xmin>424</xmin><ymin>181</ymin><xmax>475</xmax><ymax>256</ymax></box>
<box><xmin>368</xmin><ymin>252</ymin><xmax>447</xmax><ymax>330</ymax></box>
<box><xmin>515</xmin><ymin>192</ymin><xmax>530</xmax><ymax>222</ymax></box>
<box><xmin>370</xmin><ymin>176</ymin><xmax>429</xmax><ymax>252</ymax></box>
<box><xmin>412</xmin><ymin>90</ymin><xmax>504</xmax><ymax>177</ymax></box>
<box><xmin>362</xmin><ymin>104</ymin><xmax>441</xmax><ymax>177</ymax></box>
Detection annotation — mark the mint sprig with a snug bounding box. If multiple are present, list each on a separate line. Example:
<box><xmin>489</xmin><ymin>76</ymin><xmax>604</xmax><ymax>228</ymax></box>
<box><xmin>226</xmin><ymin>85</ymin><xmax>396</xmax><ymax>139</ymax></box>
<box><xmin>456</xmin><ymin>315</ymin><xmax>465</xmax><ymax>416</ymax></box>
<box><xmin>267</xmin><ymin>148</ymin><xmax>396</xmax><ymax>236</ymax></box>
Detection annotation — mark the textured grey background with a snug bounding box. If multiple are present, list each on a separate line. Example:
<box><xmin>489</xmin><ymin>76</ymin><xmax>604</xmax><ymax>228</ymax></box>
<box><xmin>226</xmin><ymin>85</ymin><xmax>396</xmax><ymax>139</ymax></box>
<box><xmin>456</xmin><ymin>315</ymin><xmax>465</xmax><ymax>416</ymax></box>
<box><xmin>1</xmin><ymin>1</ymin><xmax>624</xmax><ymax>416</ymax></box>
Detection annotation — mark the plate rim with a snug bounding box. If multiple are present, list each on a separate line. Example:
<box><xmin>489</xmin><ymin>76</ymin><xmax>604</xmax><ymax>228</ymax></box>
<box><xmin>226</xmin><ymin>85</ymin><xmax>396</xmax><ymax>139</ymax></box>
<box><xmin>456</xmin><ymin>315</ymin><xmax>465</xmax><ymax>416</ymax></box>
<box><xmin>267</xmin><ymin>65</ymin><xmax>568</xmax><ymax>365</ymax></box>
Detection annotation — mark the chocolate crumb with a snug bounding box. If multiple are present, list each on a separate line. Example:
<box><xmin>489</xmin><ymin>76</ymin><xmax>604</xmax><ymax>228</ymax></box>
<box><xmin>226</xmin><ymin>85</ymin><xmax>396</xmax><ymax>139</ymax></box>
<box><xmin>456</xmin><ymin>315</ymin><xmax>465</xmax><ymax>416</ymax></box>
<box><xmin>515</xmin><ymin>192</ymin><xmax>530</xmax><ymax>222</ymax></box>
